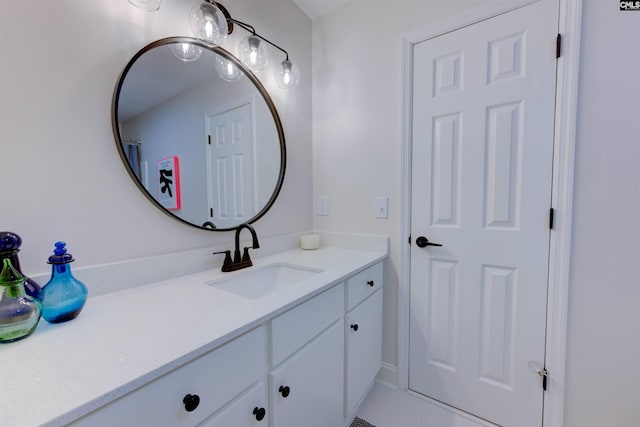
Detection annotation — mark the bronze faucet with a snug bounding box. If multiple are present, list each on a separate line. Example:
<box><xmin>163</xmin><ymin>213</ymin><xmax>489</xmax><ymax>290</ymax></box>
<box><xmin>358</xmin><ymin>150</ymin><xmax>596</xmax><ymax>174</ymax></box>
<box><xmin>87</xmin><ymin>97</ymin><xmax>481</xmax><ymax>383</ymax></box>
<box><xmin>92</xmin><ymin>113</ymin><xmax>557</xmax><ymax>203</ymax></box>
<box><xmin>214</xmin><ymin>223</ymin><xmax>260</xmax><ymax>272</ymax></box>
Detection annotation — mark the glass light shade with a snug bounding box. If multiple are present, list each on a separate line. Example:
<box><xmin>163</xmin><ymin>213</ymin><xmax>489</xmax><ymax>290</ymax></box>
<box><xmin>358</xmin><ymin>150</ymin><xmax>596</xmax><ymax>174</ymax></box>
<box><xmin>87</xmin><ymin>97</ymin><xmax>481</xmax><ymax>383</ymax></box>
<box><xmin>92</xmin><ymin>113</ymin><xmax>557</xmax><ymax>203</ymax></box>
<box><xmin>170</xmin><ymin>42</ymin><xmax>203</xmax><ymax>62</ymax></box>
<box><xmin>189</xmin><ymin>1</ymin><xmax>228</xmax><ymax>45</ymax></box>
<box><xmin>215</xmin><ymin>55</ymin><xmax>244</xmax><ymax>82</ymax></box>
<box><xmin>238</xmin><ymin>35</ymin><xmax>269</xmax><ymax>71</ymax></box>
<box><xmin>278</xmin><ymin>59</ymin><xmax>300</xmax><ymax>90</ymax></box>
<box><xmin>128</xmin><ymin>0</ymin><xmax>163</xmax><ymax>11</ymax></box>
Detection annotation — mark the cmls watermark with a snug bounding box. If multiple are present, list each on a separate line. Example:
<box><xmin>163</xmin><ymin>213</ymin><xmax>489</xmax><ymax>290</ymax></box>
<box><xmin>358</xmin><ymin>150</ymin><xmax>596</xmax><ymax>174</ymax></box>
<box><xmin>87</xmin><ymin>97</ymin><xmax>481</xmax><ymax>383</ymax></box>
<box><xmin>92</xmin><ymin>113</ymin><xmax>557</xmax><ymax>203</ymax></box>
<box><xmin>620</xmin><ymin>1</ymin><xmax>640</xmax><ymax>10</ymax></box>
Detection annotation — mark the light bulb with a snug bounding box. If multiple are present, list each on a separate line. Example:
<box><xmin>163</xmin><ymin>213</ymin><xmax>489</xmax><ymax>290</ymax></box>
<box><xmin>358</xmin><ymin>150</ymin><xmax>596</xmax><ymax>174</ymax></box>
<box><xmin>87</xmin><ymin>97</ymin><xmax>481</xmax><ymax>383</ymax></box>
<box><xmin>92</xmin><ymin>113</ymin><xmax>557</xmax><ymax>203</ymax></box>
<box><xmin>170</xmin><ymin>42</ymin><xmax>202</xmax><ymax>62</ymax></box>
<box><xmin>189</xmin><ymin>1</ymin><xmax>228</xmax><ymax>46</ymax></box>
<box><xmin>278</xmin><ymin>59</ymin><xmax>300</xmax><ymax>90</ymax></box>
<box><xmin>214</xmin><ymin>55</ymin><xmax>244</xmax><ymax>82</ymax></box>
<box><xmin>239</xmin><ymin>35</ymin><xmax>269</xmax><ymax>71</ymax></box>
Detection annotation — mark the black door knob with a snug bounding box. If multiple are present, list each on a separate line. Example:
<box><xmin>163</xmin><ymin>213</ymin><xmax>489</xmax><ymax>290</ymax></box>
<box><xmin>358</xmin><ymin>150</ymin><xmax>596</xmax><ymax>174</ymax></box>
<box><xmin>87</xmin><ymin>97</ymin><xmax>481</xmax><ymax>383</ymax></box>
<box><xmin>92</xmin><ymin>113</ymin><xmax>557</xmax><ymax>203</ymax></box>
<box><xmin>279</xmin><ymin>385</ymin><xmax>291</xmax><ymax>398</ymax></box>
<box><xmin>351</xmin><ymin>324</ymin><xmax>359</xmax><ymax>331</ymax></box>
<box><xmin>182</xmin><ymin>394</ymin><xmax>200</xmax><ymax>412</ymax></box>
<box><xmin>367</xmin><ymin>280</ymin><xmax>375</xmax><ymax>287</ymax></box>
<box><xmin>253</xmin><ymin>407</ymin><xmax>266</xmax><ymax>421</ymax></box>
<box><xmin>415</xmin><ymin>236</ymin><xmax>443</xmax><ymax>248</ymax></box>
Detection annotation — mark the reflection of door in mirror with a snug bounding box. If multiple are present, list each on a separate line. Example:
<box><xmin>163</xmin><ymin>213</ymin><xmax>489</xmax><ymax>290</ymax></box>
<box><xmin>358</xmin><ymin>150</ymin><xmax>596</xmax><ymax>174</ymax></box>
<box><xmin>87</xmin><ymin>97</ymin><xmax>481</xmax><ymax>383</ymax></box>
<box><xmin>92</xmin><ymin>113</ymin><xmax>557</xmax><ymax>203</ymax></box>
<box><xmin>206</xmin><ymin>101</ymin><xmax>255</xmax><ymax>229</ymax></box>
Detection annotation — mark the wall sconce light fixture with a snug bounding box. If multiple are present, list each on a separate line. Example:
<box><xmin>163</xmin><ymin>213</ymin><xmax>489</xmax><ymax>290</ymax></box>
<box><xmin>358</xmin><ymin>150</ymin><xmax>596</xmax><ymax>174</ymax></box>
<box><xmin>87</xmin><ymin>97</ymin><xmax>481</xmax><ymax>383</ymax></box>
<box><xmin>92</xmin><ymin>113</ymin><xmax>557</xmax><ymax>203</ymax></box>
<box><xmin>129</xmin><ymin>0</ymin><xmax>300</xmax><ymax>89</ymax></box>
<box><xmin>190</xmin><ymin>0</ymin><xmax>300</xmax><ymax>90</ymax></box>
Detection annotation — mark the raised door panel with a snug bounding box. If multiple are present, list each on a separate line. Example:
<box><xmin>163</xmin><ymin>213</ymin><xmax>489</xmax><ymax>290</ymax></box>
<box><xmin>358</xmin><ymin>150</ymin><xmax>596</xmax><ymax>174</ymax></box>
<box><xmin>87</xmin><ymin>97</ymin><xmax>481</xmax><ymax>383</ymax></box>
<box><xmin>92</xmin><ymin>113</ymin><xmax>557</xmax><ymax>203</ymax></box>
<box><xmin>269</xmin><ymin>320</ymin><xmax>344</xmax><ymax>427</ymax></box>
<box><xmin>70</xmin><ymin>326</ymin><xmax>266</xmax><ymax>427</ymax></box>
<box><xmin>345</xmin><ymin>289</ymin><xmax>383</xmax><ymax>415</ymax></box>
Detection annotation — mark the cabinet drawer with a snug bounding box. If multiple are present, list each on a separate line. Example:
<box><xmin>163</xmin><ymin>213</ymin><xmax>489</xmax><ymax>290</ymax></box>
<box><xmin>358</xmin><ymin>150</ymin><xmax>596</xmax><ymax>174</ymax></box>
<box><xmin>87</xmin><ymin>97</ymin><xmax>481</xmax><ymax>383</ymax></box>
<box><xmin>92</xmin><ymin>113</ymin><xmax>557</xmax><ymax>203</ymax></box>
<box><xmin>198</xmin><ymin>382</ymin><xmax>268</xmax><ymax>427</ymax></box>
<box><xmin>271</xmin><ymin>283</ymin><xmax>344</xmax><ymax>367</ymax></box>
<box><xmin>70</xmin><ymin>326</ymin><xmax>266</xmax><ymax>427</ymax></box>
<box><xmin>346</xmin><ymin>262</ymin><xmax>383</xmax><ymax>310</ymax></box>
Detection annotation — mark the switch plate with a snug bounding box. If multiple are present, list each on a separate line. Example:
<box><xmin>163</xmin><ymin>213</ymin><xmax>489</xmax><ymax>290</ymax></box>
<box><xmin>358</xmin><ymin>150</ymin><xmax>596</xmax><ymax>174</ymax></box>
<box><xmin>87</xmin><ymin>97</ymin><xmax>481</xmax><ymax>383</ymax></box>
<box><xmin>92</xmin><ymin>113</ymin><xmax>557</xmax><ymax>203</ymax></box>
<box><xmin>375</xmin><ymin>196</ymin><xmax>388</xmax><ymax>219</ymax></box>
<box><xmin>318</xmin><ymin>196</ymin><xmax>329</xmax><ymax>216</ymax></box>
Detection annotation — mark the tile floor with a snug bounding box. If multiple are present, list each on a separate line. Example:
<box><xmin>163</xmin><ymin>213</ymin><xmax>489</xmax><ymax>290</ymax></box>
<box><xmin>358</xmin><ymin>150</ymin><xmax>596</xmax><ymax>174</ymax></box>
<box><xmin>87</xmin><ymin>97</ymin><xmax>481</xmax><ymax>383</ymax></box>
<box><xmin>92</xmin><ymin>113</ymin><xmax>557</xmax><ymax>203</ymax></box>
<box><xmin>355</xmin><ymin>383</ymin><xmax>494</xmax><ymax>427</ymax></box>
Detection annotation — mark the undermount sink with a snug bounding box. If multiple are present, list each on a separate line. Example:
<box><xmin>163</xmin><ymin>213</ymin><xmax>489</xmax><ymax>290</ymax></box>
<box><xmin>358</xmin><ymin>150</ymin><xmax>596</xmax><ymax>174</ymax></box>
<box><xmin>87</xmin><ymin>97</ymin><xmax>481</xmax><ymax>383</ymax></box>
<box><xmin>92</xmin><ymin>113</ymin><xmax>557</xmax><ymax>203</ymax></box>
<box><xmin>207</xmin><ymin>263</ymin><xmax>324</xmax><ymax>299</ymax></box>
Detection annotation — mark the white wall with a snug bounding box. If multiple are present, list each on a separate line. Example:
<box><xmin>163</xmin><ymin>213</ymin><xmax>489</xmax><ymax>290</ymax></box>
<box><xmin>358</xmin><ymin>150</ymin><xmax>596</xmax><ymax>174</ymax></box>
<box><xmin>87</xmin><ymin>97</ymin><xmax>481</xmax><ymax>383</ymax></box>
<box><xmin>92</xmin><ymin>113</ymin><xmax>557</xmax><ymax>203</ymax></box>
<box><xmin>313</xmin><ymin>0</ymin><xmax>640</xmax><ymax>425</ymax></box>
<box><xmin>312</xmin><ymin>0</ymin><xmax>491</xmax><ymax>373</ymax></box>
<box><xmin>0</xmin><ymin>0</ymin><xmax>312</xmax><ymax>277</ymax></box>
<box><xmin>564</xmin><ymin>2</ymin><xmax>640</xmax><ymax>426</ymax></box>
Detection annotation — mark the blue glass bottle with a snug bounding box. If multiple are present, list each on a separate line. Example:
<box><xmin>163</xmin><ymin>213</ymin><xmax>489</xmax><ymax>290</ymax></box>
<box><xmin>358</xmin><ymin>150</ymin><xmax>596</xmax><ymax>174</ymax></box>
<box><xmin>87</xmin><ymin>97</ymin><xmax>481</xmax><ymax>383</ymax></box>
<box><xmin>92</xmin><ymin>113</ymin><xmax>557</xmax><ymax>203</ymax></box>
<box><xmin>0</xmin><ymin>258</ymin><xmax>42</xmax><ymax>343</ymax></box>
<box><xmin>41</xmin><ymin>242</ymin><xmax>88</xmax><ymax>323</ymax></box>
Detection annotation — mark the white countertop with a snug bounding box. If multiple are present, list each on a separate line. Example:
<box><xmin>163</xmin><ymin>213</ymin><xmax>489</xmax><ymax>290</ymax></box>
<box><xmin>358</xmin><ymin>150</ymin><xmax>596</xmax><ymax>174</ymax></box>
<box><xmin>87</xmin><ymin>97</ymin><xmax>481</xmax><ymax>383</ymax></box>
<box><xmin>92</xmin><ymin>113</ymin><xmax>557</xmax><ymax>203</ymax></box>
<box><xmin>0</xmin><ymin>246</ymin><xmax>386</xmax><ymax>427</ymax></box>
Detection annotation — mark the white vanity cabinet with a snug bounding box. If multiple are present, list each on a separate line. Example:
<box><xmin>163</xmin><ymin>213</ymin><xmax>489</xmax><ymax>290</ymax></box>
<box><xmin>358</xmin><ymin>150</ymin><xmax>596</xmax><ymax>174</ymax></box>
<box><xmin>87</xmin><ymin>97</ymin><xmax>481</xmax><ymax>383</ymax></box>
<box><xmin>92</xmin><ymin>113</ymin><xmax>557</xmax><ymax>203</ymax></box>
<box><xmin>345</xmin><ymin>262</ymin><xmax>384</xmax><ymax>415</ymax></box>
<box><xmin>269</xmin><ymin>284</ymin><xmax>345</xmax><ymax>427</ymax></box>
<box><xmin>69</xmin><ymin>326</ymin><xmax>267</xmax><ymax>427</ymax></box>
<box><xmin>61</xmin><ymin>259</ymin><xmax>384</xmax><ymax>427</ymax></box>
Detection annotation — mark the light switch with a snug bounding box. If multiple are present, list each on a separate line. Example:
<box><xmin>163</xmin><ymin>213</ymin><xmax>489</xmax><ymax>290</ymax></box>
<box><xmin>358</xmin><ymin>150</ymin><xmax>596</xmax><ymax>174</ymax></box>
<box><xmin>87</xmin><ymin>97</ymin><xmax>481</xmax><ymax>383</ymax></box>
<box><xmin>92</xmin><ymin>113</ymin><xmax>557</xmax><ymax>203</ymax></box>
<box><xmin>318</xmin><ymin>196</ymin><xmax>329</xmax><ymax>216</ymax></box>
<box><xmin>375</xmin><ymin>196</ymin><xmax>388</xmax><ymax>219</ymax></box>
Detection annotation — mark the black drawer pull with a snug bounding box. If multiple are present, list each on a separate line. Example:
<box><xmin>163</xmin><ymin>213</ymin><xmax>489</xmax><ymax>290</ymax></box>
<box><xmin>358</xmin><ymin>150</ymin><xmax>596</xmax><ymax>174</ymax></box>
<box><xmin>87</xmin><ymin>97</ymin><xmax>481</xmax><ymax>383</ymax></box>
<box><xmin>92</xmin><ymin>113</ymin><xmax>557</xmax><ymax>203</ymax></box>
<box><xmin>279</xmin><ymin>385</ymin><xmax>291</xmax><ymax>398</ymax></box>
<box><xmin>367</xmin><ymin>280</ymin><xmax>375</xmax><ymax>287</ymax></box>
<box><xmin>253</xmin><ymin>407</ymin><xmax>266</xmax><ymax>421</ymax></box>
<box><xmin>182</xmin><ymin>394</ymin><xmax>200</xmax><ymax>412</ymax></box>
<box><xmin>351</xmin><ymin>324</ymin><xmax>359</xmax><ymax>331</ymax></box>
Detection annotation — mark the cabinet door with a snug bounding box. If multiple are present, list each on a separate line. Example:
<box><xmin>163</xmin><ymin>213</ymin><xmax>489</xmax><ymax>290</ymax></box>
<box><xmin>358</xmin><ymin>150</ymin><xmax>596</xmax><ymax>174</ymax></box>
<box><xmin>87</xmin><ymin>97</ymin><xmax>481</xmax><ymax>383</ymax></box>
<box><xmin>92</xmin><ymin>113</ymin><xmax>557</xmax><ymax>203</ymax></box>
<box><xmin>198</xmin><ymin>382</ymin><xmax>268</xmax><ymax>427</ymax></box>
<box><xmin>270</xmin><ymin>320</ymin><xmax>344</xmax><ymax>427</ymax></box>
<box><xmin>346</xmin><ymin>289</ymin><xmax>383</xmax><ymax>415</ymax></box>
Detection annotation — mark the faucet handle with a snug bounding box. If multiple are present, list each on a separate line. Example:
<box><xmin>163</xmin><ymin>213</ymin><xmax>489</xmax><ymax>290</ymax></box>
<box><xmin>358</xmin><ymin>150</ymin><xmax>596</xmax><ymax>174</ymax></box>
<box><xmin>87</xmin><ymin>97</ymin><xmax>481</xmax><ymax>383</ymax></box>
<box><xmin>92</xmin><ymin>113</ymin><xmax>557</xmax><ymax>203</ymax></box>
<box><xmin>241</xmin><ymin>247</ymin><xmax>253</xmax><ymax>263</ymax></box>
<box><xmin>213</xmin><ymin>250</ymin><xmax>232</xmax><ymax>267</ymax></box>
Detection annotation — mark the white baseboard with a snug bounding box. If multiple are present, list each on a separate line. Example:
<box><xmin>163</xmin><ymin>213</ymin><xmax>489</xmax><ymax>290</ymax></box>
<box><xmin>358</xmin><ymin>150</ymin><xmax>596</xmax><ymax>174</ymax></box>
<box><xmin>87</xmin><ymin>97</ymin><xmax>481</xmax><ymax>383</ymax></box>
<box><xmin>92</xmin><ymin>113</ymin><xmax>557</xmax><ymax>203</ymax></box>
<box><xmin>376</xmin><ymin>362</ymin><xmax>399</xmax><ymax>389</ymax></box>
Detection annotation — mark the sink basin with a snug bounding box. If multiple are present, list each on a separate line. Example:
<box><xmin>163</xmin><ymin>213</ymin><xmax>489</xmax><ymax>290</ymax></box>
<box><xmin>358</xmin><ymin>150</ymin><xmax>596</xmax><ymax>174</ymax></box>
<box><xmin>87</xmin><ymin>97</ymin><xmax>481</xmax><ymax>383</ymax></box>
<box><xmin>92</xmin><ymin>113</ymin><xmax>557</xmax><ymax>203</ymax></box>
<box><xmin>207</xmin><ymin>263</ymin><xmax>324</xmax><ymax>299</ymax></box>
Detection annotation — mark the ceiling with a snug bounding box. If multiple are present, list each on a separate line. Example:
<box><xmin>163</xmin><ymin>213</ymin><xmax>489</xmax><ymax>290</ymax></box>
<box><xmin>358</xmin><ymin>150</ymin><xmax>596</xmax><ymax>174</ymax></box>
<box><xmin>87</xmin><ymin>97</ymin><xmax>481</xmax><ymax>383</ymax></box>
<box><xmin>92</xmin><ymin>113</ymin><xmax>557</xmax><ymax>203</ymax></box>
<box><xmin>291</xmin><ymin>0</ymin><xmax>353</xmax><ymax>20</ymax></box>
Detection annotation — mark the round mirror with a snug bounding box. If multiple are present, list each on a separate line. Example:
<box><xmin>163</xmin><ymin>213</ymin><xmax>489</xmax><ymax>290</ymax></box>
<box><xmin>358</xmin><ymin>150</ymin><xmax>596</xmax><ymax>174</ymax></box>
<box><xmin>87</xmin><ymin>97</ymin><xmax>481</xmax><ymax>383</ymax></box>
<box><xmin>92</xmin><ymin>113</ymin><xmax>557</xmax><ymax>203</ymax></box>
<box><xmin>112</xmin><ymin>37</ymin><xmax>286</xmax><ymax>231</ymax></box>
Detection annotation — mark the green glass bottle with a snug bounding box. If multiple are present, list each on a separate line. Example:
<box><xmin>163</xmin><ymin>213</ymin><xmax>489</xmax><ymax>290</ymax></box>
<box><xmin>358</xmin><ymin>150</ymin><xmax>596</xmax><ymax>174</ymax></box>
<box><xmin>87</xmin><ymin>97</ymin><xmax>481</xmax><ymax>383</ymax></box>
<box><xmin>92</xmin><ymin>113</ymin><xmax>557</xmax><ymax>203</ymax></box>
<box><xmin>0</xmin><ymin>258</ymin><xmax>42</xmax><ymax>343</ymax></box>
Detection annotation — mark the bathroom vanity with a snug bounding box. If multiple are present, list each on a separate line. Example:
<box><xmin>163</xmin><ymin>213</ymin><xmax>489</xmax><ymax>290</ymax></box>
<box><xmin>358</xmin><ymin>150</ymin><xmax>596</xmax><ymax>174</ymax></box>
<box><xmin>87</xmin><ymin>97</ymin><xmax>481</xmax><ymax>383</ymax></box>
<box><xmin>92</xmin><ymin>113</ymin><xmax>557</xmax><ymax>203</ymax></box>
<box><xmin>0</xmin><ymin>27</ymin><xmax>391</xmax><ymax>427</ymax></box>
<box><xmin>1</xmin><ymin>244</ymin><xmax>385</xmax><ymax>427</ymax></box>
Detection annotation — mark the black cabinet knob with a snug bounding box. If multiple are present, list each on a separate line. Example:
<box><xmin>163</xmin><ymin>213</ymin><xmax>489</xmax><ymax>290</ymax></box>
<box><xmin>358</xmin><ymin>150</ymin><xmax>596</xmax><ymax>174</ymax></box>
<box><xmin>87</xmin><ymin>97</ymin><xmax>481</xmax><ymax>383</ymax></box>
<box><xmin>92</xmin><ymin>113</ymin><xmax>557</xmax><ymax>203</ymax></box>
<box><xmin>367</xmin><ymin>280</ymin><xmax>375</xmax><ymax>287</ymax></box>
<box><xmin>182</xmin><ymin>394</ymin><xmax>200</xmax><ymax>412</ymax></box>
<box><xmin>253</xmin><ymin>407</ymin><xmax>266</xmax><ymax>421</ymax></box>
<box><xmin>279</xmin><ymin>385</ymin><xmax>291</xmax><ymax>398</ymax></box>
<box><xmin>351</xmin><ymin>324</ymin><xmax>359</xmax><ymax>331</ymax></box>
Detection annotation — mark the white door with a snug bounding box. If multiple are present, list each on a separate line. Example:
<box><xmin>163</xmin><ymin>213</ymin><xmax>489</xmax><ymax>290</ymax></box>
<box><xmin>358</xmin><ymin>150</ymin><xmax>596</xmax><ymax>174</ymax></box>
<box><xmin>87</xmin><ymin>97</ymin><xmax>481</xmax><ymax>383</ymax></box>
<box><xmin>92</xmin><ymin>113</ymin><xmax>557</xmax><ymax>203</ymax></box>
<box><xmin>206</xmin><ymin>103</ymin><xmax>255</xmax><ymax>229</ymax></box>
<box><xmin>409</xmin><ymin>1</ymin><xmax>558</xmax><ymax>426</ymax></box>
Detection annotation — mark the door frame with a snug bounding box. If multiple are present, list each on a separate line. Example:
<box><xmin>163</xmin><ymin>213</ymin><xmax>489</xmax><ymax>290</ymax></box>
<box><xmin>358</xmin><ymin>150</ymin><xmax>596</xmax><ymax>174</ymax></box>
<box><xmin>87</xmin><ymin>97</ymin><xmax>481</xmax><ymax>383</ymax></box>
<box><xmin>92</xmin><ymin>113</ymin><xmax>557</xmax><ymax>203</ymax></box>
<box><xmin>398</xmin><ymin>1</ymin><xmax>583</xmax><ymax>426</ymax></box>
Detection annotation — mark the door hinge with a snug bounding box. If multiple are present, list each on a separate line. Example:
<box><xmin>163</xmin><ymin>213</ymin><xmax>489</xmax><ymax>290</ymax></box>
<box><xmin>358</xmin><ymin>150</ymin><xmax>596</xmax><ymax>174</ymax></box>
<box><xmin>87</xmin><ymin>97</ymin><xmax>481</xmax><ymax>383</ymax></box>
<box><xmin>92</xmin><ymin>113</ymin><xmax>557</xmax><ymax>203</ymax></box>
<box><xmin>549</xmin><ymin>208</ymin><xmax>555</xmax><ymax>230</ymax></box>
<box><xmin>556</xmin><ymin>33</ymin><xmax>562</xmax><ymax>58</ymax></box>
<box><xmin>408</xmin><ymin>234</ymin><xmax>412</xmax><ymax>245</ymax></box>
<box><xmin>538</xmin><ymin>368</ymin><xmax>549</xmax><ymax>391</ymax></box>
